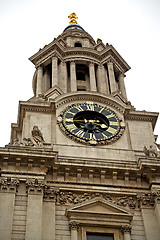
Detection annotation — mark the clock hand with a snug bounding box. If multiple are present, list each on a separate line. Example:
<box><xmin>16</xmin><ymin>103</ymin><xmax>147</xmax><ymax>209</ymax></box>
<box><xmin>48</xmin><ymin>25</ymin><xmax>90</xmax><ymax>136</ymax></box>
<box><xmin>93</xmin><ymin>122</ymin><xmax>108</xmax><ymax>128</ymax></box>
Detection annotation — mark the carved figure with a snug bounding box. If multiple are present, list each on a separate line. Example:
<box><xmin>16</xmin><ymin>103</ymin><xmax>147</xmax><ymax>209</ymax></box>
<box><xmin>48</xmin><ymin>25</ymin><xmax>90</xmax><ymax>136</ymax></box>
<box><xmin>143</xmin><ymin>145</ymin><xmax>158</xmax><ymax>157</ymax></box>
<box><xmin>31</xmin><ymin>126</ymin><xmax>44</xmax><ymax>146</ymax></box>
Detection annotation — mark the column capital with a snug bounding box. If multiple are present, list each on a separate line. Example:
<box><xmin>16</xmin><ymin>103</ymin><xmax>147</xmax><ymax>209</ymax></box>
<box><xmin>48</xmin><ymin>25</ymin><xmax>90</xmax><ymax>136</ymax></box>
<box><xmin>0</xmin><ymin>177</ymin><xmax>19</xmax><ymax>193</ymax></box>
<box><xmin>89</xmin><ymin>62</ymin><xmax>95</xmax><ymax>67</ymax></box>
<box><xmin>26</xmin><ymin>179</ymin><xmax>45</xmax><ymax>195</ymax></box>
<box><xmin>69</xmin><ymin>221</ymin><xmax>80</xmax><ymax>230</ymax></box>
<box><xmin>121</xmin><ymin>225</ymin><xmax>132</xmax><ymax>235</ymax></box>
<box><xmin>52</xmin><ymin>55</ymin><xmax>58</xmax><ymax>60</ymax></box>
<box><xmin>70</xmin><ymin>61</ymin><xmax>76</xmax><ymax>65</ymax></box>
<box><xmin>107</xmin><ymin>60</ymin><xmax>114</xmax><ymax>66</ymax></box>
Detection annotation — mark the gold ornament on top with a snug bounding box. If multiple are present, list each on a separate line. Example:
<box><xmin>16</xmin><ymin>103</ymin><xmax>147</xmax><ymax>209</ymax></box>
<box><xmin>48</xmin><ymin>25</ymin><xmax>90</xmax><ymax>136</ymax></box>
<box><xmin>68</xmin><ymin>13</ymin><xmax>78</xmax><ymax>24</ymax></box>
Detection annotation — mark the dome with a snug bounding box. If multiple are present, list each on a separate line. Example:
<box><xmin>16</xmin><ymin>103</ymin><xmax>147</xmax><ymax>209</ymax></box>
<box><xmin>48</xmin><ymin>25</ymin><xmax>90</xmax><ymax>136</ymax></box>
<box><xmin>63</xmin><ymin>23</ymin><xmax>84</xmax><ymax>32</ymax></box>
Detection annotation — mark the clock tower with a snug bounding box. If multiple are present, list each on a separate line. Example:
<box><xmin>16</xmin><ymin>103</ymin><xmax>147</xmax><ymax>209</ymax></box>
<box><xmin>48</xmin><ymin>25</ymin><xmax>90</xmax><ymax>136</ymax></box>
<box><xmin>0</xmin><ymin>13</ymin><xmax>160</xmax><ymax>240</ymax></box>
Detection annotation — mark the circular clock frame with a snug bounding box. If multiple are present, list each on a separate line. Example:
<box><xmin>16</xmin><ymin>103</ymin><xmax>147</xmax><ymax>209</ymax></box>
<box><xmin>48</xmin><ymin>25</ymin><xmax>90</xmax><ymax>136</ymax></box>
<box><xmin>57</xmin><ymin>102</ymin><xmax>125</xmax><ymax>145</ymax></box>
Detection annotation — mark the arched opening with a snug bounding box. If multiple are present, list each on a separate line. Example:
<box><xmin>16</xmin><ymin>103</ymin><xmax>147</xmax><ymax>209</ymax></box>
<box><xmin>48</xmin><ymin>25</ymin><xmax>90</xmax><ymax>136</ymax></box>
<box><xmin>74</xmin><ymin>42</ymin><xmax>82</xmax><ymax>47</ymax></box>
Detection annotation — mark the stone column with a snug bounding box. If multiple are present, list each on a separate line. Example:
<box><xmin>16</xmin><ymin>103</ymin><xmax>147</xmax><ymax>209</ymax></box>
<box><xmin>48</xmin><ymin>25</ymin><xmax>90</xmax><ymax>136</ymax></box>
<box><xmin>25</xmin><ymin>179</ymin><xmax>44</xmax><ymax>240</ymax></box>
<box><xmin>60</xmin><ymin>61</ymin><xmax>67</xmax><ymax>93</ymax></box>
<box><xmin>97</xmin><ymin>64</ymin><xmax>108</xmax><ymax>94</ymax></box>
<box><xmin>52</xmin><ymin>56</ymin><xmax>58</xmax><ymax>87</ymax></box>
<box><xmin>36</xmin><ymin>66</ymin><xmax>43</xmax><ymax>97</ymax></box>
<box><xmin>89</xmin><ymin>63</ymin><xmax>97</xmax><ymax>91</ymax></box>
<box><xmin>0</xmin><ymin>178</ymin><xmax>19</xmax><ymax>240</ymax></box>
<box><xmin>44</xmin><ymin>69</ymin><xmax>50</xmax><ymax>92</ymax></box>
<box><xmin>70</xmin><ymin>61</ymin><xmax>77</xmax><ymax>91</ymax></box>
<box><xmin>107</xmin><ymin>61</ymin><xmax>117</xmax><ymax>93</ymax></box>
<box><xmin>121</xmin><ymin>225</ymin><xmax>132</xmax><ymax>240</ymax></box>
<box><xmin>119</xmin><ymin>73</ymin><xmax>127</xmax><ymax>99</ymax></box>
<box><xmin>69</xmin><ymin>221</ymin><xmax>79</xmax><ymax>240</ymax></box>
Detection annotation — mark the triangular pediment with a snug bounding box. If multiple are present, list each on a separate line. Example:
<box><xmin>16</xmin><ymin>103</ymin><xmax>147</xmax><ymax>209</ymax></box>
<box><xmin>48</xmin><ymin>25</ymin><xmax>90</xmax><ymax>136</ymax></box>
<box><xmin>44</xmin><ymin>85</ymin><xmax>64</xmax><ymax>100</ymax></box>
<box><xmin>66</xmin><ymin>197</ymin><xmax>133</xmax><ymax>227</ymax></box>
<box><xmin>67</xmin><ymin>197</ymin><xmax>132</xmax><ymax>215</ymax></box>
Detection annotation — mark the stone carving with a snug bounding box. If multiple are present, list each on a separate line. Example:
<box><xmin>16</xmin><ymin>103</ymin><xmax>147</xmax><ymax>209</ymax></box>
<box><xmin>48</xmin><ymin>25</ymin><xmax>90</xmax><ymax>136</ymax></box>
<box><xmin>137</xmin><ymin>192</ymin><xmax>157</xmax><ymax>207</ymax></box>
<box><xmin>56</xmin><ymin>191</ymin><xmax>137</xmax><ymax>209</ymax></box>
<box><xmin>43</xmin><ymin>186</ymin><xmax>59</xmax><ymax>201</ymax></box>
<box><xmin>69</xmin><ymin>221</ymin><xmax>80</xmax><ymax>230</ymax></box>
<box><xmin>31</xmin><ymin>126</ymin><xmax>44</xmax><ymax>146</ymax></box>
<box><xmin>26</xmin><ymin>179</ymin><xmax>45</xmax><ymax>194</ymax></box>
<box><xmin>0</xmin><ymin>177</ymin><xmax>19</xmax><ymax>192</ymax></box>
<box><xmin>143</xmin><ymin>145</ymin><xmax>158</xmax><ymax>158</ymax></box>
<box><xmin>121</xmin><ymin>225</ymin><xmax>132</xmax><ymax>234</ymax></box>
<box><xmin>11</xmin><ymin>126</ymin><xmax>45</xmax><ymax>147</ymax></box>
<box><xmin>23</xmin><ymin>138</ymin><xmax>34</xmax><ymax>146</ymax></box>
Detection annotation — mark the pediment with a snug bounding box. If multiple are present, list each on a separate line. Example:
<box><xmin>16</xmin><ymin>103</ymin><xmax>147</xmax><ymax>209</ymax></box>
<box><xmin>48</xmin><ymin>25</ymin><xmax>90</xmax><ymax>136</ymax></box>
<box><xmin>67</xmin><ymin>197</ymin><xmax>132</xmax><ymax>216</ymax></box>
<box><xmin>44</xmin><ymin>85</ymin><xmax>64</xmax><ymax>100</ymax></box>
<box><xmin>66</xmin><ymin>197</ymin><xmax>133</xmax><ymax>227</ymax></box>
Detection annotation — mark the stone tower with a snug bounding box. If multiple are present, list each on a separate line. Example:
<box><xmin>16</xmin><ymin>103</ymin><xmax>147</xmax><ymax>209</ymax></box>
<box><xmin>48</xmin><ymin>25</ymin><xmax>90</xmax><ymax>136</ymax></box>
<box><xmin>0</xmin><ymin>13</ymin><xmax>160</xmax><ymax>240</ymax></box>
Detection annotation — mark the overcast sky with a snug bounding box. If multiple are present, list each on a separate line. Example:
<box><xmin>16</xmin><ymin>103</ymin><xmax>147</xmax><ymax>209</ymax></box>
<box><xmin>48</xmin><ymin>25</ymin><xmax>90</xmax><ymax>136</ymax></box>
<box><xmin>0</xmin><ymin>0</ymin><xmax>159</xmax><ymax>147</ymax></box>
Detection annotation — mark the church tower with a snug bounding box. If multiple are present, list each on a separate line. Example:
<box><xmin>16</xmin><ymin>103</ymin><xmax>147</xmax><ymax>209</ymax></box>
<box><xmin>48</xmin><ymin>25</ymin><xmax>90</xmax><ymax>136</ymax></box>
<box><xmin>0</xmin><ymin>13</ymin><xmax>160</xmax><ymax>240</ymax></box>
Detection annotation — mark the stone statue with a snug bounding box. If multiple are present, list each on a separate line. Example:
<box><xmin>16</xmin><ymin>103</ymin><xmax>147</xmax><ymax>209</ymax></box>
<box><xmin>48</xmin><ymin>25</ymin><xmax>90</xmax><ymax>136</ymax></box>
<box><xmin>31</xmin><ymin>126</ymin><xmax>44</xmax><ymax>147</ymax></box>
<box><xmin>143</xmin><ymin>145</ymin><xmax>158</xmax><ymax>158</ymax></box>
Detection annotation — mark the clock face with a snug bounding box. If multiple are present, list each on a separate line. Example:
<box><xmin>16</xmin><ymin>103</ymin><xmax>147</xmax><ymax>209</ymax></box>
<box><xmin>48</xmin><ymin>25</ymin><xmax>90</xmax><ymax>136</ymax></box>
<box><xmin>61</xmin><ymin>103</ymin><xmax>121</xmax><ymax>144</ymax></box>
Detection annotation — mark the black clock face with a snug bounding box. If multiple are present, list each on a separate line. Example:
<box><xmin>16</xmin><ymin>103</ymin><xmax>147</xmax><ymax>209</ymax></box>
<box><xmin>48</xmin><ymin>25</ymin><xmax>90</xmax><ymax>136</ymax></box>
<box><xmin>62</xmin><ymin>103</ymin><xmax>120</xmax><ymax>143</ymax></box>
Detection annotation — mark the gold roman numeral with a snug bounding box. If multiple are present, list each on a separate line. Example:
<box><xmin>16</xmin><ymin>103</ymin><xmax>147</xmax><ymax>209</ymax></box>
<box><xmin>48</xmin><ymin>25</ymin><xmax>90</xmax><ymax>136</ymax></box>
<box><xmin>67</xmin><ymin>124</ymin><xmax>77</xmax><ymax>131</ymax></box>
<box><xmin>107</xmin><ymin>127</ymin><xmax>116</xmax><ymax>134</ymax></box>
<box><xmin>109</xmin><ymin>121</ymin><xmax>119</xmax><ymax>126</ymax></box>
<box><xmin>75</xmin><ymin>130</ymin><xmax>85</xmax><ymax>137</ymax></box>
<box><xmin>86</xmin><ymin>104</ymin><xmax>95</xmax><ymax>111</ymax></box>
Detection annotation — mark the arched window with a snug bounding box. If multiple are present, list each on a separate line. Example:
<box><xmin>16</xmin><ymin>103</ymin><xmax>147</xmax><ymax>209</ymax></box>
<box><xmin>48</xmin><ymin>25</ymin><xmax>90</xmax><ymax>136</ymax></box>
<box><xmin>74</xmin><ymin>42</ymin><xmax>82</xmax><ymax>47</ymax></box>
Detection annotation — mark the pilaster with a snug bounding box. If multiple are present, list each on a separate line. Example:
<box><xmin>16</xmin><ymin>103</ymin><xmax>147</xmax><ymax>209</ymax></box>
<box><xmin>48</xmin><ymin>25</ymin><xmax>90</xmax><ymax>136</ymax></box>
<box><xmin>25</xmin><ymin>179</ymin><xmax>44</xmax><ymax>240</ymax></box>
<box><xmin>0</xmin><ymin>178</ymin><xmax>19</xmax><ymax>240</ymax></box>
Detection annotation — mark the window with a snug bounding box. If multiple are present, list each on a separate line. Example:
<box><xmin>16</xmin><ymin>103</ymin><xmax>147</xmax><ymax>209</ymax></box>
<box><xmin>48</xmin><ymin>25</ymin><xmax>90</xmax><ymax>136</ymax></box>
<box><xmin>77</xmin><ymin>71</ymin><xmax>85</xmax><ymax>81</ymax></box>
<box><xmin>86</xmin><ymin>233</ymin><xmax>114</xmax><ymax>240</ymax></box>
<box><xmin>75</xmin><ymin>42</ymin><xmax>82</xmax><ymax>47</ymax></box>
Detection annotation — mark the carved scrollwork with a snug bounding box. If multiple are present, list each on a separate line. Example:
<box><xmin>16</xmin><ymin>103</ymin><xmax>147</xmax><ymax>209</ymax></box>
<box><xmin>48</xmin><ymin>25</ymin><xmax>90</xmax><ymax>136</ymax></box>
<box><xmin>0</xmin><ymin>177</ymin><xmax>19</xmax><ymax>192</ymax></box>
<box><xmin>26</xmin><ymin>179</ymin><xmax>46</xmax><ymax>194</ymax></box>
<box><xmin>121</xmin><ymin>225</ymin><xmax>132</xmax><ymax>234</ymax></box>
<box><xmin>56</xmin><ymin>191</ymin><xmax>137</xmax><ymax>209</ymax></box>
<box><xmin>43</xmin><ymin>186</ymin><xmax>59</xmax><ymax>201</ymax></box>
<box><xmin>69</xmin><ymin>221</ymin><xmax>80</xmax><ymax>230</ymax></box>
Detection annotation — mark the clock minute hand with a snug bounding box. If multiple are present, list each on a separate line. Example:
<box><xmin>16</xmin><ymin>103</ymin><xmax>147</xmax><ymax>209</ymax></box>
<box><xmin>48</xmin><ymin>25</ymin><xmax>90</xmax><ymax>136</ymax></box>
<box><xmin>93</xmin><ymin>122</ymin><xmax>108</xmax><ymax>128</ymax></box>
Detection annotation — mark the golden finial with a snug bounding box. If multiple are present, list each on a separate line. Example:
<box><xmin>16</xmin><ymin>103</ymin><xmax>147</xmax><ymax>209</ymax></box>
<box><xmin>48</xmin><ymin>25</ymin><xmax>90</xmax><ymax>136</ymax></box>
<box><xmin>68</xmin><ymin>13</ymin><xmax>78</xmax><ymax>24</ymax></box>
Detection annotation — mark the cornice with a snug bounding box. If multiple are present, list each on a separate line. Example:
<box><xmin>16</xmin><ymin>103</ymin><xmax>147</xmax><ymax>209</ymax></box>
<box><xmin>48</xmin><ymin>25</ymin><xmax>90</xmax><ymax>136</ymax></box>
<box><xmin>124</xmin><ymin>110</ymin><xmax>159</xmax><ymax>129</ymax></box>
<box><xmin>29</xmin><ymin>41</ymin><xmax>130</xmax><ymax>73</ymax></box>
<box><xmin>11</xmin><ymin>100</ymin><xmax>56</xmax><ymax>133</ymax></box>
